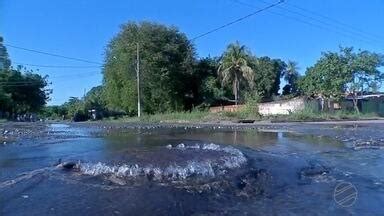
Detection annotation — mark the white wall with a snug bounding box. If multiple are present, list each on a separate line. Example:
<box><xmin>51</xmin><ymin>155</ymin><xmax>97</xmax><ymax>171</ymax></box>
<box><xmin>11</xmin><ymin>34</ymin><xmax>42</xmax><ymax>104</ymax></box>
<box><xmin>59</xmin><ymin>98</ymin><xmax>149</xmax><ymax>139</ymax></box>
<box><xmin>258</xmin><ymin>97</ymin><xmax>305</xmax><ymax>116</ymax></box>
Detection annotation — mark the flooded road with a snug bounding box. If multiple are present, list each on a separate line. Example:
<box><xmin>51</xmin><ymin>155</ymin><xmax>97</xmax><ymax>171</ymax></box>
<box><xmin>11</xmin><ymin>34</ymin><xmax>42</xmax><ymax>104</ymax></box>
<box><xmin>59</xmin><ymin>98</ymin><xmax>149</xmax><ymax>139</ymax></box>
<box><xmin>1</xmin><ymin>123</ymin><xmax>384</xmax><ymax>215</ymax></box>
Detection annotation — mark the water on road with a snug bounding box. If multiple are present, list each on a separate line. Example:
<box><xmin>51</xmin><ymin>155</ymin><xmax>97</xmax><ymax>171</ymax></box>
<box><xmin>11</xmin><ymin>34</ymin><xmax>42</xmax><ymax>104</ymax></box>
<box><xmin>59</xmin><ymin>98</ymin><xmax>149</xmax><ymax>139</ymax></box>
<box><xmin>1</xmin><ymin>123</ymin><xmax>383</xmax><ymax>215</ymax></box>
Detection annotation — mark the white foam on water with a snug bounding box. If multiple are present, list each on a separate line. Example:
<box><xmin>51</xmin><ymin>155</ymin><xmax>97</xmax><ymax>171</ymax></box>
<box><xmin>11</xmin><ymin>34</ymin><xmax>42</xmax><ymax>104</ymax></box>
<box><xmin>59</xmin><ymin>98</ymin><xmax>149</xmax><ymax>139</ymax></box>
<box><xmin>78</xmin><ymin>143</ymin><xmax>247</xmax><ymax>181</ymax></box>
<box><xmin>79</xmin><ymin>161</ymin><xmax>216</xmax><ymax>181</ymax></box>
<box><xmin>175</xmin><ymin>143</ymin><xmax>247</xmax><ymax>169</ymax></box>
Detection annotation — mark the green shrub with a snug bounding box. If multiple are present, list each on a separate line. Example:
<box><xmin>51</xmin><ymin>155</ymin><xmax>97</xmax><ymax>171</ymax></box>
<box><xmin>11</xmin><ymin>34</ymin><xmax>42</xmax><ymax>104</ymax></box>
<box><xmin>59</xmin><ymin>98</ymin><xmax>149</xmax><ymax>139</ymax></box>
<box><xmin>238</xmin><ymin>92</ymin><xmax>261</xmax><ymax>119</ymax></box>
<box><xmin>274</xmin><ymin>107</ymin><xmax>381</xmax><ymax>122</ymax></box>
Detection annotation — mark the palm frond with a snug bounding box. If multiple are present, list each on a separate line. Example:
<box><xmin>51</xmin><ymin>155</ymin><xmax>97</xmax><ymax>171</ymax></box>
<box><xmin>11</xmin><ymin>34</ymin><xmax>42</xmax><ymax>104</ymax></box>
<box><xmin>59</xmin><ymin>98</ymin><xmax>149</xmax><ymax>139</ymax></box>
<box><xmin>221</xmin><ymin>67</ymin><xmax>233</xmax><ymax>85</ymax></box>
<box><xmin>240</xmin><ymin>65</ymin><xmax>255</xmax><ymax>87</ymax></box>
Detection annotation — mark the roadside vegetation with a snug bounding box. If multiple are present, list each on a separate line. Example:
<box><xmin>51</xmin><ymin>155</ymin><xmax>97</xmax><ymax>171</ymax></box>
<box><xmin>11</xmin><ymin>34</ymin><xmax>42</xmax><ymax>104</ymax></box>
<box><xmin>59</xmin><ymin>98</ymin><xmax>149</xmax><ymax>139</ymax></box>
<box><xmin>105</xmin><ymin>108</ymin><xmax>381</xmax><ymax>124</ymax></box>
<box><xmin>269</xmin><ymin>108</ymin><xmax>381</xmax><ymax>122</ymax></box>
<box><xmin>106</xmin><ymin>110</ymin><xmax>260</xmax><ymax>124</ymax></box>
<box><xmin>1</xmin><ymin>21</ymin><xmax>383</xmax><ymax>123</ymax></box>
<box><xmin>0</xmin><ymin>37</ymin><xmax>50</xmax><ymax>119</ymax></box>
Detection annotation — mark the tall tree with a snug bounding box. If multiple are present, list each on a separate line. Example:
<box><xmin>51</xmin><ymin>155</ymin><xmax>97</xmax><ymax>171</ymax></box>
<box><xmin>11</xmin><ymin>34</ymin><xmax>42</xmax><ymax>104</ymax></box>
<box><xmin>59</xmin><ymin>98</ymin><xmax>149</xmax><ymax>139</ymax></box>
<box><xmin>0</xmin><ymin>36</ymin><xmax>11</xmax><ymax>70</ymax></box>
<box><xmin>218</xmin><ymin>42</ymin><xmax>254</xmax><ymax>105</ymax></box>
<box><xmin>83</xmin><ymin>85</ymin><xmax>107</xmax><ymax>114</ymax></box>
<box><xmin>62</xmin><ymin>97</ymin><xmax>84</xmax><ymax>119</ymax></box>
<box><xmin>0</xmin><ymin>36</ymin><xmax>12</xmax><ymax>112</ymax></box>
<box><xmin>344</xmin><ymin>48</ymin><xmax>384</xmax><ymax>112</ymax></box>
<box><xmin>282</xmin><ymin>61</ymin><xmax>300</xmax><ymax>95</ymax></box>
<box><xmin>191</xmin><ymin>57</ymin><xmax>221</xmax><ymax>106</ymax></box>
<box><xmin>250</xmin><ymin>56</ymin><xmax>286</xmax><ymax>99</ymax></box>
<box><xmin>299</xmin><ymin>50</ymin><xmax>350</xmax><ymax>110</ymax></box>
<box><xmin>0</xmin><ymin>66</ymin><xmax>50</xmax><ymax>115</ymax></box>
<box><xmin>299</xmin><ymin>47</ymin><xmax>384</xmax><ymax>112</ymax></box>
<box><xmin>103</xmin><ymin>21</ymin><xmax>195</xmax><ymax>114</ymax></box>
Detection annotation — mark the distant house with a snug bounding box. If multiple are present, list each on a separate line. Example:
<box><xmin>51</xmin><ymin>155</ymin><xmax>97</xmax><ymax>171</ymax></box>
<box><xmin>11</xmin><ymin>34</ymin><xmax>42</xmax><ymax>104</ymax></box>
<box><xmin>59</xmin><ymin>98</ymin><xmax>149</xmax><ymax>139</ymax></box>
<box><xmin>342</xmin><ymin>93</ymin><xmax>384</xmax><ymax>116</ymax></box>
<box><xmin>209</xmin><ymin>93</ymin><xmax>384</xmax><ymax>117</ymax></box>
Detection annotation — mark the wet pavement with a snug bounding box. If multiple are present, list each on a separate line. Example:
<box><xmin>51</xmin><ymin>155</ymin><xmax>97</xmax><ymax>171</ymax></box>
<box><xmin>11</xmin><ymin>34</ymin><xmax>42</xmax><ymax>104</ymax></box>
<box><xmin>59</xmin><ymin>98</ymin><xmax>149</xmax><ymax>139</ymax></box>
<box><xmin>1</xmin><ymin>122</ymin><xmax>384</xmax><ymax>215</ymax></box>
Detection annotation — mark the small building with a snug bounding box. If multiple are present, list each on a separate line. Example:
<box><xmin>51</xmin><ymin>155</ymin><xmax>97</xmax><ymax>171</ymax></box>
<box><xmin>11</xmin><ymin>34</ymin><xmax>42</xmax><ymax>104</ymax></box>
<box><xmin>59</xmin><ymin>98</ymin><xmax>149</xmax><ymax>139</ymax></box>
<box><xmin>343</xmin><ymin>94</ymin><xmax>384</xmax><ymax>116</ymax></box>
<box><xmin>209</xmin><ymin>94</ymin><xmax>384</xmax><ymax>117</ymax></box>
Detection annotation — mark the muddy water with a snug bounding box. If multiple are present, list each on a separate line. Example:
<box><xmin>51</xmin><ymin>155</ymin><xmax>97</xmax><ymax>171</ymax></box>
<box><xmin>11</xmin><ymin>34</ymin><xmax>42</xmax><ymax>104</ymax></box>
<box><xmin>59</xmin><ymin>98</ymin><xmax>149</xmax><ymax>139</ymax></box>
<box><xmin>1</xmin><ymin>123</ymin><xmax>384</xmax><ymax>215</ymax></box>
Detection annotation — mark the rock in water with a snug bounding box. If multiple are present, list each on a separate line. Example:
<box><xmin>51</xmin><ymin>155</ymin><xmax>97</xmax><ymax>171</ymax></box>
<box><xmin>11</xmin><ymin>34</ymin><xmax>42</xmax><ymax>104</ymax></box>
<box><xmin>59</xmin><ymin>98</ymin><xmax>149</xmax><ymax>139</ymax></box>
<box><xmin>61</xmin><ymin>162</ymin><xmax>77</xmax><ymax>170</ymax></box>
<box><xmin>298</xmin><ymin>162</ymin><xmax>330</xmax><ymax>181</ymax></box>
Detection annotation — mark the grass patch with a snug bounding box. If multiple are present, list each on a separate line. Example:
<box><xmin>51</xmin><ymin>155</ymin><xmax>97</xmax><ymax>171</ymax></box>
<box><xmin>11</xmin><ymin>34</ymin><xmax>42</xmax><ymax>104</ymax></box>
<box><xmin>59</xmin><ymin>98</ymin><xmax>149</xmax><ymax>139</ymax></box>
<box><xmin>108</xmin><ymin>111</ymin><xmax>220</xmax><ymax>123</ymax></box>
<box><xmin>106</xmin><ymin>107</ymin><xmax>262</xmax><ymax>124</ymax></box>
<box><xmin>104</xmin><ymin>105</ymin><xmax>381</xmax><ymax>124</ymax></box>
<box><xmin>220</xmin><ymin>108</ymin><xmax>260</xmax><ymax>120</ymax></box>
<box><xmin>270</xmin><ymin>107</ymin><xmax>381</xmax><ymax>122</ymax></box>
<box><xmin>139</xmin><ymin>111</ymin><xmax>213</xmax><ymax>123</ymax></box>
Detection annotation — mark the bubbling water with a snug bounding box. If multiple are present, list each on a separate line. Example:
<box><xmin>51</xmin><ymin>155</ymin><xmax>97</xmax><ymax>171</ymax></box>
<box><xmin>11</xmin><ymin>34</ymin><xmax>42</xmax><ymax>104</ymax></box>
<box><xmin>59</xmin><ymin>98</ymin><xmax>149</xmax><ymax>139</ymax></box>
<box><xmin>78</xmin><ymin>143</ymin><xmax>247</xmax><ymax>182</ymax></box>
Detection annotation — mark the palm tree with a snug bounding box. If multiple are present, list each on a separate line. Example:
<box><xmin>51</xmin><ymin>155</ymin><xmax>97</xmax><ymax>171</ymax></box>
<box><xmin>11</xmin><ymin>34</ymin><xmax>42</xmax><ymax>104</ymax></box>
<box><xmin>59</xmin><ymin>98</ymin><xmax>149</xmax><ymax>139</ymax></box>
<box><xmin>282</xmin><ymin>61</ymin><xmax>299</xmax><ymax>95</ymax></box>
<box><xmin>218</xmin><ymin>42</ymin><xmax>254</xmax><ymax>105</ymax></box>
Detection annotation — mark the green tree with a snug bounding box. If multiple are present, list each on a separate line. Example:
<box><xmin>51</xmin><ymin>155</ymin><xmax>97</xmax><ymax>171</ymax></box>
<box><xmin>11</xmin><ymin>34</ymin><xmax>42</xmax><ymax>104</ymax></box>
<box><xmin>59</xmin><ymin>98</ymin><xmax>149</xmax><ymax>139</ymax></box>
<box><xmin>188</xmin><ymin>57</ymin><xmax>217</xmax><ymax>108</ymax></box>
<box><xmin>344</xmin><ymin>48</ymin><xmax>384</xmax><ymax>112</ymax></box>
<box><xmin>250</xmin><ymin>56</ymin><xmax>286</xmax><ymax>99</ymax></box>
<box><xmin>0</xmin><ymin>66</ymin><xmax>50</xmax><ymax>115</ymax></box>
<box><xmin>42</xmin><ymin>105</ymin><xmax>68</xmax><ymax>120</ymax></box>
<box><xmin>299</xmin><ymin>50</ymin><xmax>350</xmax><ymax>110</ymax></box>
<box><xmin>0</xmin><ymin>36</ymin><xmax>11</xmax><ymax>70</ymax></box>
<box><xmin>56</xmin><ymin>87</ymin><xmax>107</xmax><ymax>121</ymax></box>
<box><xmin>62</xmin><ymin>97</ymin><xmax>85</xmax><ymax>120</ymax></box>
<box><xmin>83</xmin><ymin>86</ymin><xmax>106</xmax><ymax>111</ymax></box>
<box><xmin>0</xmin><ymin>37</ymin><xmax>50</xmax><ymax>118</ymax></box>
<box><xmin>191</xmin><ymin>57</ymin><xmax>232</xmax><ymax>107</ymax></box>
<box><xmin>282</xmin><ymin>61</ymin><xmax>300</xmax><ymax>95</ymax></box>
<box><xmin>103</xmin><ymin>21</ymin><xmax>195</xmax><ymax>114</ymax></box>
<box><xmin>218</xmin><ymin>42</ymin><xmax>254</xmax><ymax>105</ymax></box>
<box><xmin>299</xmin><ymin>47</ymin><xmax>384</xmax><ymax>112</ymax></box>
<box><xmin>0</xmin><ymin>36</ymin><xmax>12</xmax><ymax>113</ymax></box>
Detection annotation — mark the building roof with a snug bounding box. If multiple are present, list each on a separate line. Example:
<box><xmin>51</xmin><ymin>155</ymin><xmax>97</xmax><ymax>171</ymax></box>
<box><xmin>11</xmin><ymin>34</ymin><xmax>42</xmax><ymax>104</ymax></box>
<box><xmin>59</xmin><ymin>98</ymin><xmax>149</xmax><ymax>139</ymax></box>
<box><xmin>345</xmin><ymin>93</ymin><xmax>384</xmax><ymax>100</ymax></box>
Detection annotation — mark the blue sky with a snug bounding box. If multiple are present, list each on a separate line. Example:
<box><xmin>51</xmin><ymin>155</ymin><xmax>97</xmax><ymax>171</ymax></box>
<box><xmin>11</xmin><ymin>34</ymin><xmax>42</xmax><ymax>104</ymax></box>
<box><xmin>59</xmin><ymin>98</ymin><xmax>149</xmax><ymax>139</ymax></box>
<box><xmin>1</xmin><ymin>0</ymin><xmax>383</xmax><ymax>105</ymax></box>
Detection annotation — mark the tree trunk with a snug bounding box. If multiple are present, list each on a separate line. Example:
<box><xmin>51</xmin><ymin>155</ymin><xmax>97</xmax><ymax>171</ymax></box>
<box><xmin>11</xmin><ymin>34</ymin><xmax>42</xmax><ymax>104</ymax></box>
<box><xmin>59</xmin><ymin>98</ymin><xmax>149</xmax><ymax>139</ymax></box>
<box><xmin>328</xmin><ymin>99</ymin><xmax>334</xmax><ymax>112</ymax></box>
<box><xmin>353</xmin><ymin>98</ymin><xmax>360</xmax><ymax>114</ymax></box>
<box><xmin>234</xmin><ymin>74</ymin><xmax>238</xmax><ymax>106</ymax></box>
<box><xmin>320</xmin><ymin>97</ymin><xmax>325</xmax><ymax>112</ymax></box>
<box><xmin>352</xmin><ymin>92</ymin><xmax>360</xmax><ymax>114</ymax></box>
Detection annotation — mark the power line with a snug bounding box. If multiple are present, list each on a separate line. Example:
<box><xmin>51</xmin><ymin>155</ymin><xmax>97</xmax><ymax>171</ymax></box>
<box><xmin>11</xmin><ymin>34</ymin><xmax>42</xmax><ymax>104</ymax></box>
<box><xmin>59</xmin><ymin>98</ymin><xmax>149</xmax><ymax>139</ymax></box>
<box><xmin>284</xmin><ymin>1</ymin><xmax>383</xmax><ymax>41</ymax></box>
<box><xmin>230</xmin><ymin>0</ymin><xmax>383</xmax><ymax>46</ymax></box>
<box><xmin>191</xmin><ymin>0</ymin><xmax>284</xmax><ymax>41</ymax></box>
<box><xmin>0</xmin><ymin>71</ymin><xmax>100</xmax><ymax>82</ymax></box>
<box><xmin>1</xmin><ymin>0</ymin><xmax>282</xmax><ymax>86</ymax></box>
<box><xmin>1</xmin><ymin>1</ymin><xmax>284</xmax><ymax>103</ymax></box>
<box><xmin>49</xmin><ymin>71</ymin><xmax>101</xmax><ymax>78</ymax></box>
<box><xmin>0</xmin><ymin>72</ymin><xmax>101</xmax><ymax>86</ymax></box>
<box><xmin>8</xmin><ymin>72</ymin><xmax>99</xmax><ymax>81</ymax></box>
<box><xmin>12</xmin><ymin>62</ymin><xmax>101</xmax><ymax>69</ymax></box>
<box><xmin>3</xmin><ymin>0</ymin><xmax>282</xmax><ymax>70</ymax></box>
<box><xmin>260</xmin><ymin>0</ymin><xmax>383</xmax><ymax>44</ymax></box>
<box><xmin>4</xmin><ymin>44</ymin><xmax>103</xmax><ymax>65</ymax></box>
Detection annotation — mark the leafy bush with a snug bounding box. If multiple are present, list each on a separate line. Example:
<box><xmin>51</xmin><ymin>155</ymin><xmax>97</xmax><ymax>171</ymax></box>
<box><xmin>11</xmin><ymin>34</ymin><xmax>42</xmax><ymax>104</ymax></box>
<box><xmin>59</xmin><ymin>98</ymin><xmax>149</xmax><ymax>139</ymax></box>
<box><xmin>241</xmin><ymin>92</ymin><xmax>261</xmax><ymax>118</ymax></box>
<box><xmin>72</xmin><ymin>110</ymin><xmax>88</xmax><ymax>122</ymax></box>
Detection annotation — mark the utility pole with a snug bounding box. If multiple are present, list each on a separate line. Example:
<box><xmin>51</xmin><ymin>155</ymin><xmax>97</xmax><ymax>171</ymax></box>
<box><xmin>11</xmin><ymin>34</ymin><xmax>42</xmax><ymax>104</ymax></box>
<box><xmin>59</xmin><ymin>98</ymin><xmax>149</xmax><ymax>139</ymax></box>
<box><xmin>136</xmin><ymin>43</ymin><xmax>141</xmax><ymax>118</ymax></box>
